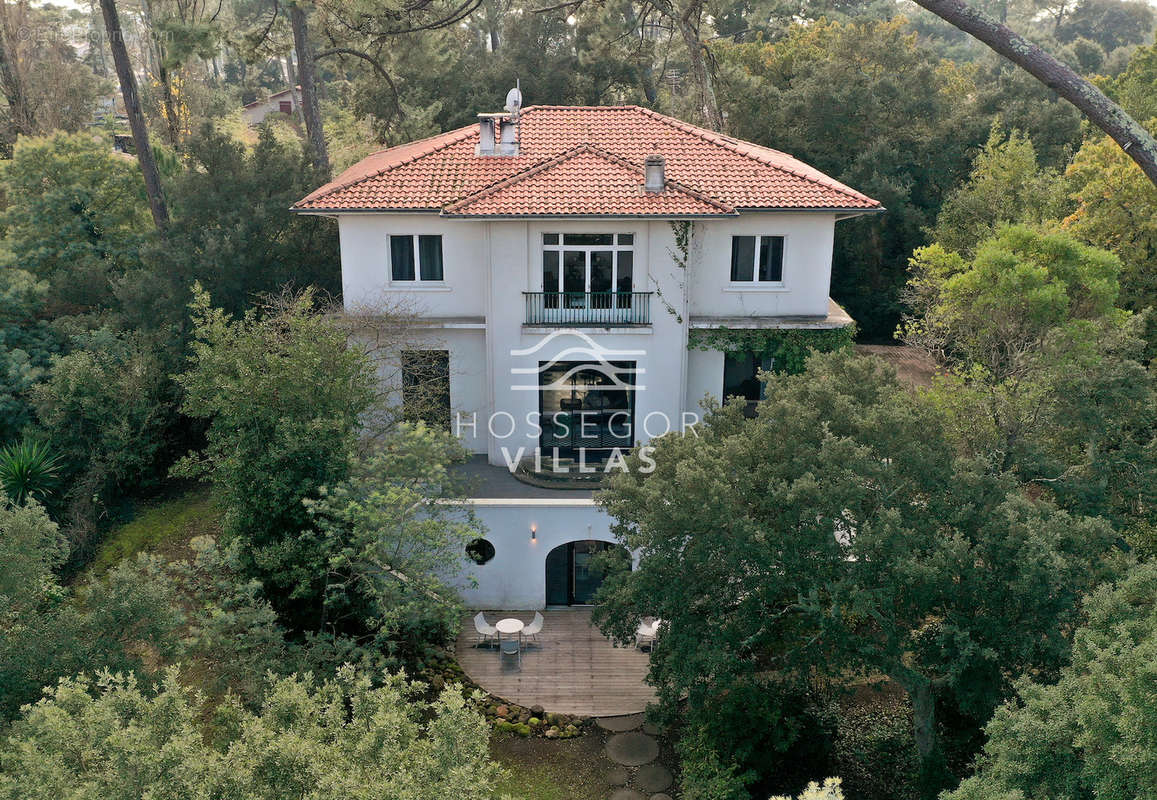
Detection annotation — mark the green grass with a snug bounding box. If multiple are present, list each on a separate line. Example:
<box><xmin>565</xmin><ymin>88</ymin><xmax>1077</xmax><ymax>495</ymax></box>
<box><xmin>489</xmin><ymin>732</ymin><xmax>615</xmax><ymax>800</ymax></box>
<box><xmin>89</xmin><ymin>489</ymin><xmax>220</xmax><ymax>575</ymax></box>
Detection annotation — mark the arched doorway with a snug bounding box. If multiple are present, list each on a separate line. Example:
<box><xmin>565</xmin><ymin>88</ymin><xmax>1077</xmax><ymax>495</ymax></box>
<box><xmin>544</xmin><ymin>540</ymin><xmax>628</xmax><ymax>606</ymax></box>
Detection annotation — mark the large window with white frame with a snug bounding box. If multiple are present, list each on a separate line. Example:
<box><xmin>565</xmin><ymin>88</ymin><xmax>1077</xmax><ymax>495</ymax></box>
<box><xmin>730</xmin><ymin>235</ymin><xmax>784</xmax><ymax>285</ymax></box>
<box><xmin>390</xmin><ymin>234</ymin><xmax>444</xmax><ymax>282</ymax></box>
<box><xmin>542</xmin><ymin>233</ymin><xmax>634</xmax><ymax>308</ymax></box>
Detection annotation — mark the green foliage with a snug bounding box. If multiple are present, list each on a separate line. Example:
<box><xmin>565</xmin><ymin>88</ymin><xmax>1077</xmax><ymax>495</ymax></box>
<box><xmin>156</xmin><ymin>125</ymin><xmax>341</xmax><ymax>318</ymax></box>
<box><xmin>688</xmin><ymin>325</ymin><xmax>856</xmax><ymax>374</ymax></box>
<box><xmin>833</xmin><ymin>693</ymin><xmax>920</xmax><ymax>800</ymax></box>
<box><xmin>770</xmin><ymin>778</ymin><xmax>845</xmax><ymax>800</ymax></box>
<box><xmin>904</xmin><ymin>226</ymin><xmax>1121</xmax><ymax>377</ymax></box>
<box><xmin>717</xmin><ymin>18</ymin><xmax>989</xmax><ymax>338</ymax></box>
<box><xmin>0</xmin><ymin>499</ymin><xmax>66</xmax><ymax>614</ymax></box>
<box><xmin>1103</xmin><ymin>42</ymin><xmax>1157</xmax><ymax>121</ymax></box>
<box><xmin>0</xmin><ymin>133</ymin><xmax>150</xmax><ymax>316</ymax></box>
<box><xmin>946</xmin><ymin>561</ymin><xmax>1157</xmax><ymax>800</ymax></box>
<box><xmin>1064</xmin><ymin>123</ymin><xmax>1157</xmax><ymax>312</ymax></box>
<box><xmin>174</xmin><ymin>286</ymin><xmax>376</xmax><ymax>626</ymax></box>
<box><xmin>0</xmin><ymin>268</ymin><xmax>59</xmax><ymax>442</ymax></box>
<box><xmin>594</xmin><ymin>349</ymin><xmax>1122</xmax><ymax>794</ymax></box>
<box><xmin>0</xmin><ymin>551</ymin><xmax>184</xmax><ymax>721</ymax></box>
<box><xmin>305</xmin><ymin>424</ymin><xmax>484</xmax><ymax>661</ymax></box>
<box><xmin>904</xmin><ymin>227</ymin><xmax>1156</xmax><ymax>532</ymax></box>
<box><xmin>1056</xmin><ymin>0</ymin><xmax>1154</xmax><ymax>55</ymax></box>
<box><xmin>0</xmin><ymin>439</ymin><xmax>62</xmax><ymax>506</ymax></box>
<box><xmin>0</xmin><ymin>667</ymin><xmax>499</xmax><ymax>800</ymax></box>
<box><xmin>31</xmin><ymin>330</ymin><xmax>176</xmax><ymax>507</ymax></box>
<box><xmin>930</xmin><ymin>128</ymin><xmax>1069</xmax><ymax>257</ymax></box>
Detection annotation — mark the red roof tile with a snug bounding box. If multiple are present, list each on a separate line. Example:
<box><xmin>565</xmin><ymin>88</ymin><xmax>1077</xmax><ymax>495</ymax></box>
<box><xmin>294</xmin><ymin>105</ymin><xmax>881</xmax><ymax>215</ymax></box>
<box><xmin>443</xmin><ymin>144</ymin><xmax>735</xmax><ymax>217</ymax></box>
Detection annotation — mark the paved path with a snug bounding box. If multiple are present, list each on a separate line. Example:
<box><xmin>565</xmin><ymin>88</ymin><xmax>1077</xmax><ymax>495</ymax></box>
<box><xmin>456</xmin><ymin>608</ymin><xmax>657</xmax><ymax>716</ymax></box>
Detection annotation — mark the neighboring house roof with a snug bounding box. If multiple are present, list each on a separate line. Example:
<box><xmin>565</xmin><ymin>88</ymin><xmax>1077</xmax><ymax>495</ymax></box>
<box><xmin>293</xmin><ymin>105</ymin><xmax>882</xmax><ymax>216</ymax></box>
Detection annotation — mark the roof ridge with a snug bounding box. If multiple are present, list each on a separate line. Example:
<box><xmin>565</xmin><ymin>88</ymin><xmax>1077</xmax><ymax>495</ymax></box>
<box><xmin>295</xmin><ymin>122</ymin><xmax>478</xmax><ymax>207</ymax></box>
<box><xmin>442</xmin><ymin>143</ymin><xmax>736</xmax><ymax>215</ymax></box>
<box><xmin>630</xmin><ymin>106</ymin><xmax>876</xmax><ymax>206</ymax></box>
<box><xmin>442</xmin><ymin>144</ymin><xmax>593</xmax><ymax>213</ymax></box>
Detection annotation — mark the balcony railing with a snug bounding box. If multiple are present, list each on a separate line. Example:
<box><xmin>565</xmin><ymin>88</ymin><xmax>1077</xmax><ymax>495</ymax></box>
<box><xmin>524</xmin><ymin>292</ymin><xmax>652</xmax><ymax>326</ymax></box>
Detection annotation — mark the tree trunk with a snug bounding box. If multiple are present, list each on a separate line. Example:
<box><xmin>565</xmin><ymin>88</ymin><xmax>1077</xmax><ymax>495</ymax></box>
<box><xmin>157</xmin><ymin>63</ymin><xmax>182</xmax><ymax>147</ymax></box>
<box><xmin>289</xmin><ymin>2</ymin><xmax>330</xmax><ymax>177</ymax></box>
<box><xmin>677</xmin><ymin>1</ymin><xmax>723</xmax><ymax>132</ymax></box>
<box><xmin>99</xmin><ymin>0</ymin><xmax>170</xmax><ymax>230</ymax></box>
<box><xmin>0</xmin><ymin>1</ymin><xmax>33</xmax><ymax>136</ymax></box>
<box><xmin>912</xmin><ymin>0</ymin><xmax>1157</xmax><ymax>188</ymax></box>
<box><xmin>908</xmin><ymin>678</ymin><xmax>937</xmax><ymax>761</ymax></box>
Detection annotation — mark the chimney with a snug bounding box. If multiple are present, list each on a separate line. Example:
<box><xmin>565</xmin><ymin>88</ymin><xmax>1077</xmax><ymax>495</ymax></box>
<box><xmin>644</xmin><ymin>154</ymin><xmax>666</xmax><ymax>193</ymax></box>
<box><xmin>499</xmin><ymin>116</ymin><xmax>519</xmax><ymax>155</ymax></box>
<box><xmin>478</xmin><ymin>115</ymin><xmax>497</xmax><ymax>155</ymax></box>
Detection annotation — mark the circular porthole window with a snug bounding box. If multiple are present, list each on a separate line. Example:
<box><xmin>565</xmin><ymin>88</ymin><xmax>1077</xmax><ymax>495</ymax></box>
<box><xmin>466</xmin><ymin>538</ymin><xmax>496</xmax><ymax>565</ymax></box>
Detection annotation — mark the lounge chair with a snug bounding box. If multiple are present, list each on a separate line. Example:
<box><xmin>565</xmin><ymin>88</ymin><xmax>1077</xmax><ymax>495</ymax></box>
<box><xmin>500</xmin><ymin>636</ymin><xmax>521</xmax><ymax>669</ymax></box>
<box><xmin>523</xmin><ymin>611</ymin><xmax>544</xmax><ymax>645</ymax></box>
<box><xmin>473</xmin><ymin>612</ymin><xmax>498</xmax><ymax>648</ymax></box>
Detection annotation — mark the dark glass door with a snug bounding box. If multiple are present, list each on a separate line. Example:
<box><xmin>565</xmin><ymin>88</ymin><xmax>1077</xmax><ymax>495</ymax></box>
<box><xmin>544</xmin><ymin>541</ymin><xmax>623</xmax><ymax>606</ymax></box>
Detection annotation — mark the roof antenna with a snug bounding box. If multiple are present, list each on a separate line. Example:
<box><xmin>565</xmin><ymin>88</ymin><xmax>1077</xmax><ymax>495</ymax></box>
<box><xmin>505</xmin><ymin>78</ymin><xmax>522</xmax><ymax>120</ymax></box>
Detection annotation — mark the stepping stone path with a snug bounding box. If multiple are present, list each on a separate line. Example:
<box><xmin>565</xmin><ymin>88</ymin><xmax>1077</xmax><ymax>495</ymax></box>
<box><xmin>606</xmin><ymin>732</ymin><xmax>660</xmax><ymax>766</ymax></box>
<box><xmin>597</xmin><ymin>713</ymin><xmax>646</xmax><ymax>733</ymax></box>
<box><xmin>609</xmin><ymin>791</ymin><xmax>646</xmax><ymax>800</ymax></box>
<box><xmin>635</xmin><ymin>764</ymin><xmax>673</xmax><ymax>793</ymax></box>
<box><xmin>597</xmin><ymin>714</ymin><xmax>674</xmax><ymax>799</ymax></box>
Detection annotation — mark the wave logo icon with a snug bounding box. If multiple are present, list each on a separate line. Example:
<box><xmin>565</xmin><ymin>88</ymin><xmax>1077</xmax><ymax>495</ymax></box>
<box><xmin>510</xmin><ymin>329</ymin><xmax>645</xmax><ymax>391</ymax></box>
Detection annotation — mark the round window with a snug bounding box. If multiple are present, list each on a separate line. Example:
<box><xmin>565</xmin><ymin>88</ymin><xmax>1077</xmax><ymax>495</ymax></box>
<box><xmin>466</xmin><ymin>538</ymin><xmax>496</xmax><ymax>565</ymax></box>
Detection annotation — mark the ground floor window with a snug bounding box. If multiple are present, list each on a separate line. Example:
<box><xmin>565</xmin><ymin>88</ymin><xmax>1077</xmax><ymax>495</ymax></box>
<box><xmin>538</xmin><ymin>361</ymin><xmax>635</xmax><ymax>457</ymax></box>
<box><xmin>401</xmin><ymin>350</ymin><xmax>450</xmax><ymax>430</ymax></box>
<box><xmin>723</xmin><ymin>352</ymin><xmax>774</xmax><ymax>409</ymax></box>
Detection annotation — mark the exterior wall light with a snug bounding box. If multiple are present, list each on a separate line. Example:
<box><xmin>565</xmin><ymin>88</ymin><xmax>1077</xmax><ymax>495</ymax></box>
<box><xmin>531</xmin><ymin>523</ymin><xmax>537</xmax><ymax>542</ymax></box>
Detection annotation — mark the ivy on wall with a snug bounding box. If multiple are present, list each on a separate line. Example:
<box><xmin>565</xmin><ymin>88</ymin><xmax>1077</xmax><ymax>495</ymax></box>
<box><xmin>688</xmin><ymin>325</ymin><xmax>856</xmax><ymax>374</ymax></box>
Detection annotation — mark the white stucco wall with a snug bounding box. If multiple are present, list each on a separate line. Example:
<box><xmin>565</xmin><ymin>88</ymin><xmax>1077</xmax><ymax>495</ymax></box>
<box><xmin>334</xmin><ymin>211</ymin><xmax>839</xmax><ymax>464</ymax></box>
<box><xmin>687</xmin><ymin>212</ymin><xmax>837</xmax><ymax>318</ymax></box>
<box><xmin>241</xmin><ymin>91</ymin><xmax>301</xmax><ymax>126</ymax></box>
<box><xmin>452</xmin><ymin>500</ymin><xmax>619</xmax><ymax>609</ymax></box>
<box><xmin>685</xmin><ymin>347</ymin><xmax>725</xmax><ymax>412</ymax></box>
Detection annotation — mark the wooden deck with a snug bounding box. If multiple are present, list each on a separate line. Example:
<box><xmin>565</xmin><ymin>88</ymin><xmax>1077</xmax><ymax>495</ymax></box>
<box><xmin>455</xmin><ymin>608</ymin><xmax>657</xmax><ymax>717</ymax></box>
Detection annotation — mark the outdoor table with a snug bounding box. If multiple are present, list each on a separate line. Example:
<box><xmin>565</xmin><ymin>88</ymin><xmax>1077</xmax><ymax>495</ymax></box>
<box><xmin>495</xmin><ymin>617</ymin><xmax>524</xmax><ymax>647</ymax></box>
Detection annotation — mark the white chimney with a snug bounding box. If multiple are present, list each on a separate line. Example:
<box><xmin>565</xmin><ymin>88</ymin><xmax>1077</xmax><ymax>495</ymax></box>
<box><xmin>644</xmin><ymin>154</ymin><xmax>666</xmax><ymax>193</ymax></box>
<box><xmin>499</xmin><ymin>117</ymin><xmax>519</xmax><ymax>155</ymax></box>
<box><xmin>478</xmin><ymin>116</ymin><xmax>497</xmax><ymax>155</ymax></box>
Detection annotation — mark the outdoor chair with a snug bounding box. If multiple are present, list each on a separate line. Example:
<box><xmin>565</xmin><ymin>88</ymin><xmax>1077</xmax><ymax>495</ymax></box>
<box><xmin>473</xmin><ymin>612</ymin><xmax>497</xmax><ymax>649</ymax></box>
<box><xmin>523</xmin><ymin>611</ymin><xmax>544</xmax><ymax>645</ymax></box>
<box><xmin>500</xmin><ymin>637</ymin><xmax>521</xmax><ymax>669</ymax></box>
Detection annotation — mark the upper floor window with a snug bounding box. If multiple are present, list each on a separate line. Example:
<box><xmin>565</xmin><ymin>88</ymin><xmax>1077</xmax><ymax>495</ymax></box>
<box><xmin>542</xmin><ymin>233</ymin><xmax>634</xmax><ymax>298</ymax></box>
<box><xmin>730</xmin><ymin>235</ymin><xmax>784</xmax><ymax>284</ymax></box>
<box><xmin>390</xmin><ymin>234</ymin><xmax>444</xmax><ymax>282</ymax></box>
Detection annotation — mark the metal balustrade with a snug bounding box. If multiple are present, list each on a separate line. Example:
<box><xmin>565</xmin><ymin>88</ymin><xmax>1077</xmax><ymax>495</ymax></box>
<box><xmin>523</xmin><ymin>292</ymin><xmax>652</xmax><ymax>326</ymax></box>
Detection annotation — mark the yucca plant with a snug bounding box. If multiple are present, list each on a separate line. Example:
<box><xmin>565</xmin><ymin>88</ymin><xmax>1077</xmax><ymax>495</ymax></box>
<box><xmin>0</xmin><ymin>439</ymin><xmax>63</xmax><ymax>506</ymax></box>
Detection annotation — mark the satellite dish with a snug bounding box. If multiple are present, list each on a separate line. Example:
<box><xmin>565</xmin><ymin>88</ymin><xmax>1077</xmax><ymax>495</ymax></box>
<box><xmin>504</xmin><ymin>83</ymin><xmax>522</xmax><ymax>116</ymax></box>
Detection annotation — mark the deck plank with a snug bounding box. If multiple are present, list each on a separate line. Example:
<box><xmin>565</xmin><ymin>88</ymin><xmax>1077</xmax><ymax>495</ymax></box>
<box><xmin>455</xmin><ymin>608</ymin><xmax>658</xmax><ymax>716</ymax></box>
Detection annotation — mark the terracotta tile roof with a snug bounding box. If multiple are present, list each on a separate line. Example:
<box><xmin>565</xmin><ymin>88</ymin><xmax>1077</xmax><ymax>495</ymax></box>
<box><xmin>443</xmin><ymin>144</ymin><xmax>735</xmax><ymax>217</ymax></box>
<box><xmin>294</xmin><ymin>105</ymin><xmax>881</xmax><ymax>215</ymax></box>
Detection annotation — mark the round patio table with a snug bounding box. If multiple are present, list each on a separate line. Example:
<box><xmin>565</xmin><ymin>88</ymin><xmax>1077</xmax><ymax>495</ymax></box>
<box><xmin>495</xmin><ymin>617</ymin><xmax>524</xmax><ymax>647</ymax></box>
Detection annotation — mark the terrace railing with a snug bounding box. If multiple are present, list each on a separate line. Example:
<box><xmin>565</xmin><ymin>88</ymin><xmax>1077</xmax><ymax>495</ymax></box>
<box><xmin>523</xmin><ymin>292</ymin><xmax>652</xmax><ymax>326</ymax></box>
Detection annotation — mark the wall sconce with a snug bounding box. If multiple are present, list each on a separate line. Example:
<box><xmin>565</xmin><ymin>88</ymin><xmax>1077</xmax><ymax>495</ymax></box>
<box><xmin>530</xmin><ymin>523</ymin><xmax>537</xmax><ymax>542</ymax></box>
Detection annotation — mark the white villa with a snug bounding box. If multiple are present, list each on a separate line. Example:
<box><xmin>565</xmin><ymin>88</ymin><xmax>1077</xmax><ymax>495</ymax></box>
<box><xmin>294</xmin><ymin>99</ymin><xmax>881</xmax><ymax>610</ymax></box>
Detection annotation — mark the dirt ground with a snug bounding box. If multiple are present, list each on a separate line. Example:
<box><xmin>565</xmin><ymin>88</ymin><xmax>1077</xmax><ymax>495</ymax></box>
<box><xmin>854</xmin><ymin>345</ymin><xmax>938</xmax><ymax>388</ymax></box>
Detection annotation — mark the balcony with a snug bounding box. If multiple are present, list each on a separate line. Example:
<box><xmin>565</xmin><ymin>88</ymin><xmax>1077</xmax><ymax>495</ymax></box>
<box><xmin>523</xmin><ymin>292</ymin><xmax>652</xmax><ymax>326</ymax></box>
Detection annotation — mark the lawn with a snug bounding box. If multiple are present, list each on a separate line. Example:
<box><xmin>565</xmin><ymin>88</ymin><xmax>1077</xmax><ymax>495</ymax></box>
<box><xmin>88</xmin><ymin>488</ymin><xmax>220</xmax><ymax>574</ymax></box>
<box><xmin>490</xmin><ymin>731</ymin><xmax>618</xmax><ymax>800</ymax></box>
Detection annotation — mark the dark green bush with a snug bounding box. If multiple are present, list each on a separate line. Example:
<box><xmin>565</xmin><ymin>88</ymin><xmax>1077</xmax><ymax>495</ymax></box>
<box><xmin>833</xmin><ymin>689</ymin><xmax>921</xmax><ymax>800</ymax></box>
